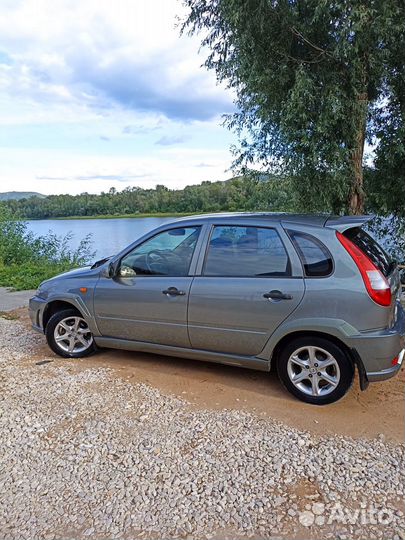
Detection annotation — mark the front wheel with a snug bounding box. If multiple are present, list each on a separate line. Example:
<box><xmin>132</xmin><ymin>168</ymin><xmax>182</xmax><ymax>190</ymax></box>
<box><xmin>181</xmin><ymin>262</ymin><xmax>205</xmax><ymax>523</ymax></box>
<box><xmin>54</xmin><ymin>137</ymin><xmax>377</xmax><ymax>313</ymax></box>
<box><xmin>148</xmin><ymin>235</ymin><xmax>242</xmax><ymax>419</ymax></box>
<box><xmin>277</xmin><ymin>337</ymin><xmax>354</xmax><ymax>405</ymax></box>
<box><xmin>45</xmin><ymin>309</ymin><xmax>97</xmax><ymax>358</ymax></box>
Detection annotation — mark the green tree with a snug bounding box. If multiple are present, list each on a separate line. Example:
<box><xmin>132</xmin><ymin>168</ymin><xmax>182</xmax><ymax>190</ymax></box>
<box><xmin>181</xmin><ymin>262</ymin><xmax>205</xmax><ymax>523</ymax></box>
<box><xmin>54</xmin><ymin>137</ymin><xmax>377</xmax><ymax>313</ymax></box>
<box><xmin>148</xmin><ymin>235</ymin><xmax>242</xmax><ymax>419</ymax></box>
<box><xmin>366</xmin><ymin>8</ymin><xmax>405</xmax><ymax>217</ymax></box>
<box><xmin>182</xmin><ymin>0</ymin><xmax>405</xmax><ymax>215</ymax></box>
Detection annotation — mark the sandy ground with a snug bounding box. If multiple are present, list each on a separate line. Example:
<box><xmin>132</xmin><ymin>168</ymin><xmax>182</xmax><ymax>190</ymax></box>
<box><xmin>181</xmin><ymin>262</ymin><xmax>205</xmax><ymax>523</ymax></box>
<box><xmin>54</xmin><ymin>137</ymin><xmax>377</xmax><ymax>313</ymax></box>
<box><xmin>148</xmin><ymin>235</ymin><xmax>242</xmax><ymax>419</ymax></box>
<box><xmin>15</xmin><ymin>308</ymin><xmax>405</xmax><ymax>444</ymax></box>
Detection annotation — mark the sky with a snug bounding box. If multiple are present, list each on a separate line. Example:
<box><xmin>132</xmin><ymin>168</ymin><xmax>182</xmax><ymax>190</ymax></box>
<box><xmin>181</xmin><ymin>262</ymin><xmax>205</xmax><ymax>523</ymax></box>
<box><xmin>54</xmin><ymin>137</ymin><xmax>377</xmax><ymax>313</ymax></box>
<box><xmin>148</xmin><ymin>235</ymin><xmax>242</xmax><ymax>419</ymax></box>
<box><xmin>0</xmin><ymin>0</ymin><xmax>236</xmax><ymax>196</ymax></box>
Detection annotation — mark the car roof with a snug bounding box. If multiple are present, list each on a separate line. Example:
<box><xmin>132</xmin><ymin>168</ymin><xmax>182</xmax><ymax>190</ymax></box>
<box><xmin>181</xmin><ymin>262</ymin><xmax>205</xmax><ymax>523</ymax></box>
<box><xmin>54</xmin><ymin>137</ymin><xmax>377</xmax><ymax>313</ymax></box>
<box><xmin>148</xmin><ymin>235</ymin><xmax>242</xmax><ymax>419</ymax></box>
<box><xmin>171</xmin><ymin>212</ymin><xmax>329</xmax><ymax>227</ymax></box>
<box><xmin>169</xmin><ymin>212</ymin><xmax>374</xmax><ymax>230</ymax></box>
<box><xmin>169</xmin><ymin>212</ymin><xmax>330</xmax><ymax>227</ymax></box>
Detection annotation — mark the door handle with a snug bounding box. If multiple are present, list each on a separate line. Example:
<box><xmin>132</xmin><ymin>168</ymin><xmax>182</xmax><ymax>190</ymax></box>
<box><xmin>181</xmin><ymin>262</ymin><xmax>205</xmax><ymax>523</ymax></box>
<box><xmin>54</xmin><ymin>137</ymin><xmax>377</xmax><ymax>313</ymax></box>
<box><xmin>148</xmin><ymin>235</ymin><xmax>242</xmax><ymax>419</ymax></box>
<box><xmin>162</xmin><ymin>287</ymin><xmax>186</xmax><ymax>297</ymax></box>
<box><xmin>263</xmin><ymin>290</ymin><xmax>293</xmax><ymax>300</ymax></box>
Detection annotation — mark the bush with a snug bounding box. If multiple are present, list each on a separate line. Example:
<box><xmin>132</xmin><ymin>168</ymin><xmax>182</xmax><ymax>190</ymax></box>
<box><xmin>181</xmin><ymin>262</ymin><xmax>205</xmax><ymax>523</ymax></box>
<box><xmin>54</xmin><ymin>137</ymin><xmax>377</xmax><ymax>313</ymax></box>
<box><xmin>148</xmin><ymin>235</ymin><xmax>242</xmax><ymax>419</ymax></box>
<box><xmin>0</xmin><ymin>205</ymin><xmax>94</xmax><ymax>290</ymax></box>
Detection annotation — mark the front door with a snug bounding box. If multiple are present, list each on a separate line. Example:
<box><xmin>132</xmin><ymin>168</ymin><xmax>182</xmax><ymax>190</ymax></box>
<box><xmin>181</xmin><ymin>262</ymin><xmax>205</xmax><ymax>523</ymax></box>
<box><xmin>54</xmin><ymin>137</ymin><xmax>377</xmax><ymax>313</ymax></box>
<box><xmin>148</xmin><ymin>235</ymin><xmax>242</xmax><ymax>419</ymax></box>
<box><xmin>94</xmin><ymin>225</ymin><xmax>200</xmax><ymax>347</ymax></box>
<box><xmin>188</xmin><ymin>225</ymin><xmax>305</xmax><ymax>356</ymax></box>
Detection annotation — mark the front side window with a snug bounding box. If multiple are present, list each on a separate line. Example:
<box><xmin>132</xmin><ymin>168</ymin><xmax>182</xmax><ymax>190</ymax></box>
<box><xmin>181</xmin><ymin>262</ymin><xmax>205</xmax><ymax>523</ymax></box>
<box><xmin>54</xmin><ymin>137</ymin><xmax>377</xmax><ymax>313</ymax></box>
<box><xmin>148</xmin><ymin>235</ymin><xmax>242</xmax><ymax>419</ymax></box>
<box><xmin>203</xmin><ymin>225</ymin><xmax>290</xmax><ymax>277</ymax></box>
<box><xmin>119</xmin><ymin>226</ymin><xmax>200</xmax><ymax>277</ymax></box>
<box><xmin>288</xmin><ymin>231</ymin><xmax>333</xmax><ymax>277</ymax></box>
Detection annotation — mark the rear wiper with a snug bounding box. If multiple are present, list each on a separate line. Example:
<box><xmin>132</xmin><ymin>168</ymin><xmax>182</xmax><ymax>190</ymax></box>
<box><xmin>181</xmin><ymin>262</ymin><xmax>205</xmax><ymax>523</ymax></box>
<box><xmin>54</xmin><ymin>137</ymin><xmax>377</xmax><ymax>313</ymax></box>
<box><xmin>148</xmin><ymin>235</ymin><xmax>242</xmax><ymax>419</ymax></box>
<box><xmin>91</xmin><ymin>256</ymin><xmax>112</xmax><ymax>269</ymax></box>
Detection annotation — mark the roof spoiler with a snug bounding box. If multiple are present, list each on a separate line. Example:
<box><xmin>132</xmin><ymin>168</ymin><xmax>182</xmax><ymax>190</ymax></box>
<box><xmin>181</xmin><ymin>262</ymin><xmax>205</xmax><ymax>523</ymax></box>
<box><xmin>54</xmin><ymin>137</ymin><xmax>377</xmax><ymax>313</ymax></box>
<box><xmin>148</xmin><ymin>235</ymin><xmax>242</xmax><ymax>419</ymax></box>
<box><xmin>325</xmin><ymin>215</ymin><xmax>375</xmax><ymax>232</ymax></box>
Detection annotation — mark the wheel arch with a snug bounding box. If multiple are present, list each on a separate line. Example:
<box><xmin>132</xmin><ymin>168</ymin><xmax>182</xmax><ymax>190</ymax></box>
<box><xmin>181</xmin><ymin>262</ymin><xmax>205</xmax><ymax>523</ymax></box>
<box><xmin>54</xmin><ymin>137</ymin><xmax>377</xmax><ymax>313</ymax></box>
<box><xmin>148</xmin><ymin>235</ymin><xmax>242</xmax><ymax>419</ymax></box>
<box><xmin>43</xmin><ymin>300</ymin><xmax>83</xmax><ymax>331</ymax></box>
<box><xmin>269</xmin><ymin>329</ymin><xmax>369</xmax><ymax>387</ymax></box>
<box><xmin>271</xmin><ymin>330</ymin><xmax>353</xmax><ymax>365</ymax></box>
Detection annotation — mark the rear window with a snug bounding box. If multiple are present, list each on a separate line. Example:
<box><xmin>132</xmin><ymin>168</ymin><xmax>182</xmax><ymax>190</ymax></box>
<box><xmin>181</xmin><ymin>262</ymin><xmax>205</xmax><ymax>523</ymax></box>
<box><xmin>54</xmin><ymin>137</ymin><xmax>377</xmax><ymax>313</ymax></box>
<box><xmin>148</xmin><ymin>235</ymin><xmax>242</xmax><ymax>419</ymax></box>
<box><xmin>288</xmin><ymin>231</ymin><xmax>333</xmax><ymax>277</ymax></box>
<box><xmin>343</xmin><ymin>228</ymin><xmax>393</xmax><ymax>277</ymax></box>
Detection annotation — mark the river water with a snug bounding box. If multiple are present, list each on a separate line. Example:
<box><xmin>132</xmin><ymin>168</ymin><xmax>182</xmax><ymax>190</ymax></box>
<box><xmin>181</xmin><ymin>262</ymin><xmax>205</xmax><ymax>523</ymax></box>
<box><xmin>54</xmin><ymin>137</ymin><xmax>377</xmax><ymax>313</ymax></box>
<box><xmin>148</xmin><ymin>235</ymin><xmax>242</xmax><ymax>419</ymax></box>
<box><xmin>26</xmin><ymin>215</ymin><xmax>398</xmax><ymax>262</ymax></box>
<box><xmin>26</xmin><ymin>217</ymin><xmax>174</xmax><ymax>259</ymax></box>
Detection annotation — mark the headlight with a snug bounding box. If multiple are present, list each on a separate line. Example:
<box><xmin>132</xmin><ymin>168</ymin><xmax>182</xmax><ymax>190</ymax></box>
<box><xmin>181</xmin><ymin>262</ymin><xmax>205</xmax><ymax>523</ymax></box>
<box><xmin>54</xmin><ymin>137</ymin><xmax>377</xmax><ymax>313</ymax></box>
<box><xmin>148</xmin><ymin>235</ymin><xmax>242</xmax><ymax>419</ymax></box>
<box><xmin>36</xmin><ymin>287</ymin><xmax>48</xmax><ymax>299</ymax></box>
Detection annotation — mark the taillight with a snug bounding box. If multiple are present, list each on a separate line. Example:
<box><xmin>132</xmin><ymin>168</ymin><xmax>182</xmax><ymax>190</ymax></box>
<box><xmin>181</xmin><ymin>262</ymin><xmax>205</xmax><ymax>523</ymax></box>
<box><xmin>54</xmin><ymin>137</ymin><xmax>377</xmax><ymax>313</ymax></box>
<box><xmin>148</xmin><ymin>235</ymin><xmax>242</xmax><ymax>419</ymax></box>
<box><xmin>336</xmin><ymin>231</ymin><xmax>392</xmax><ymax>307</ymax></box>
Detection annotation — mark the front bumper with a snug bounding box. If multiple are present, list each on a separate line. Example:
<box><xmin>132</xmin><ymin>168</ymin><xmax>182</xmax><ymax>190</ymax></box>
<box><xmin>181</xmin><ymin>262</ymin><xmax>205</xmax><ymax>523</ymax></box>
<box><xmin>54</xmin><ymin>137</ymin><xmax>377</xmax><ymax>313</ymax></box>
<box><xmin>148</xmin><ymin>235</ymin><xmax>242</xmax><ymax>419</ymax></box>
<box><xmin>29</xmin><ymin>295</ymin><xmax>47</xmax><ymax>333</ymax></box>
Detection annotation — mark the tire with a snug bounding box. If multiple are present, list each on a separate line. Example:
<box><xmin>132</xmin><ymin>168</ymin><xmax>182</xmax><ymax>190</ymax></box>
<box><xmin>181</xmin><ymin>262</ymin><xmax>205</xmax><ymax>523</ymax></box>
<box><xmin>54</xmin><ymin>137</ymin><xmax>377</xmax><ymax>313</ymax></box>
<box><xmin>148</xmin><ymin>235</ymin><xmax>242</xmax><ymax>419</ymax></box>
<box><xmin>45</xmin><ymin>308</ymin><xmax>97</xmax><ymax>358</ymax></box>
<box><xmin>277</xmin><ymin>336</ymin><xmax>354</xmax><ymax>405</ymax></box>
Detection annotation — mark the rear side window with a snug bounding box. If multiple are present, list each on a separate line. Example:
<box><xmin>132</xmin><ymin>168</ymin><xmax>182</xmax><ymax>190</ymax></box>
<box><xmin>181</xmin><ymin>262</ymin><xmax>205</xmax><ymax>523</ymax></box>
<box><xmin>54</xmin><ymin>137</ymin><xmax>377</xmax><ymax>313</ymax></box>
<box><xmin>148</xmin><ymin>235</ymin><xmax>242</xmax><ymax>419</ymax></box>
<box><xmin>203</xmin><ymin>225</ymin><xmax>291</xmax><ymax>277</ymax></box>
<box><xmin>343</xmin><ymin>228</ymin><xmax>393</xmax><ymax>277</ymax></box>
<box><xmin>288</xmin><ymin>231</ymin><xmax>333</xmax><ymax>277</ymax></box>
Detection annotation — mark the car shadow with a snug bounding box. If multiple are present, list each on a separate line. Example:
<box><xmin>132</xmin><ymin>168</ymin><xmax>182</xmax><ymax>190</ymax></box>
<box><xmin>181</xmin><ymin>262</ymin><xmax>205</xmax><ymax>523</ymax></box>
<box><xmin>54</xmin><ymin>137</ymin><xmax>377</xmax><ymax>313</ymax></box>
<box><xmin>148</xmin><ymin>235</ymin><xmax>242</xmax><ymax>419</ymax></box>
<box><xmin>96</xmin><ymin>346</ymin><xmax>292</xmax><ymax>402</ymax></box>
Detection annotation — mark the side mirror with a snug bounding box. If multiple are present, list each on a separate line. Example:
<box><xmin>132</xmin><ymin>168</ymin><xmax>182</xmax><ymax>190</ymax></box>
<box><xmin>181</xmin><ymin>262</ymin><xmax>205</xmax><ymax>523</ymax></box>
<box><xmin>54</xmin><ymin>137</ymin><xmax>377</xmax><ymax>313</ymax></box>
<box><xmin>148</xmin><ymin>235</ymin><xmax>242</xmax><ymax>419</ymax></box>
<box><xmin>108</xmin><ymin>261</ymin><xmax>117</xmax><ymax>278</ymax></box>
<box><xmin>118</xmin><ymin>265</ymin><xmax>137</xmax><ymax>278</ymax></box>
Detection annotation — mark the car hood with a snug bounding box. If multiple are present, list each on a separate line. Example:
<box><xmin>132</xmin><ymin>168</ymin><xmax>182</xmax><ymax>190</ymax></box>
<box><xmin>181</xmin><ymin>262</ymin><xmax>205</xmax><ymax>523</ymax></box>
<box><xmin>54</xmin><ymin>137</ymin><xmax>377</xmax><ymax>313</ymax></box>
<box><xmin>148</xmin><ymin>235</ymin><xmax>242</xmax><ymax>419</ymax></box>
<box><xmin>40</xmin><ymin>266</ymin><xmax>93</xmax><ymax>287</ymax></box>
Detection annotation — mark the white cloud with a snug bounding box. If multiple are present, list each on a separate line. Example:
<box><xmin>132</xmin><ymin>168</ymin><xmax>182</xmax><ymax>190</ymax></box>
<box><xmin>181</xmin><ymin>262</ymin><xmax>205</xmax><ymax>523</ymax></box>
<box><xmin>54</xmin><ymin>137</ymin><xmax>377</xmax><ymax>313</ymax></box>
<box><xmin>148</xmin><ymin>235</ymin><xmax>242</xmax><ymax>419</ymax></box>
<box><xmin>0</xmin><ymin>146</ymin><xmax>231</xmax><ymax>195</ymax></box>
<box><xmin>0</xmin><ymin>0</ymin><xmax>232</xmax><ymax>121</ymax></box>
<box><xmin>0</xmin><ymin>0</ymin><xmax>235</xmax><ymax>195</ymax></box>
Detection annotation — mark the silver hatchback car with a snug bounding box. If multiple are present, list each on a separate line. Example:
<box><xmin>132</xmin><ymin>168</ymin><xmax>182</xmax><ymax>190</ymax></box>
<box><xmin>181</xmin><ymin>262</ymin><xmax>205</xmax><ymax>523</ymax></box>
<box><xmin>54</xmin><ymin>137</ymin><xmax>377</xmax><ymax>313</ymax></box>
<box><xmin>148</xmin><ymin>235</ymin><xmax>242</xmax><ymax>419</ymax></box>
<box><xmin>29</xmin><ymin>213</ymin><xmax>404</xmax><ymax>405</ymax></box>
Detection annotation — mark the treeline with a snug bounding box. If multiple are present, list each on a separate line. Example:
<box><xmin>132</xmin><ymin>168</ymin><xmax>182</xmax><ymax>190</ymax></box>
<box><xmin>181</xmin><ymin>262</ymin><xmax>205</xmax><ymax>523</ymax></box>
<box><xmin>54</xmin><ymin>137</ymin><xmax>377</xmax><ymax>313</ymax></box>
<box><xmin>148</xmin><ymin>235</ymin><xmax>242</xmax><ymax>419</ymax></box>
<box><xmin>3</xmin><ymin>177</ymin><xmax>298</xmax><ymax>219</ymax></box>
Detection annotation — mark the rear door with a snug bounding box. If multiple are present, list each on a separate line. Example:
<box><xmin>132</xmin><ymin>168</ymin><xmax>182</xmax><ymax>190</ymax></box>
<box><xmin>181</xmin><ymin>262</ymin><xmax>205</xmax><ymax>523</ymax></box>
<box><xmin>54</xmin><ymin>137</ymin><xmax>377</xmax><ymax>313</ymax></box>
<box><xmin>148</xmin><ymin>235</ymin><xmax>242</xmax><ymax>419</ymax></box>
<box><xmin>187</xmin><ymin>224</ymin><xmax>305</xmax><ymax>356</ymax></box>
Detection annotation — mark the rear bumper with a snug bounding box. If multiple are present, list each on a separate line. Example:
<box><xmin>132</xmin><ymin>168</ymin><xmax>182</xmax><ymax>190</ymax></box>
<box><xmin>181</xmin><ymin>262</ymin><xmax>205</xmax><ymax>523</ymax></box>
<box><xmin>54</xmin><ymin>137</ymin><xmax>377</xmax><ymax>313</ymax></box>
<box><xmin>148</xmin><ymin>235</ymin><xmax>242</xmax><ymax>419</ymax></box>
<box><xmin>366</xmin><ymin>348</ymin><xmax>404</xmax><ymax>381</ymax></box>
<box><xmin>348</xmin><ymin>301</ymin><xmax>405</xmax><ymax>383</ymax></box>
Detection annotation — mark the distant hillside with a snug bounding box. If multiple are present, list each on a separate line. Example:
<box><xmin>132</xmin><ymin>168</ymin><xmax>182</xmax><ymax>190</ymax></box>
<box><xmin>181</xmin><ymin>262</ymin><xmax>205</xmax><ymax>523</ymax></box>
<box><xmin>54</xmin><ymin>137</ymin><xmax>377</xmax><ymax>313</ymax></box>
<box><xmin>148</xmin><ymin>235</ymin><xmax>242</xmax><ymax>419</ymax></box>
<box><xmin>0</xmin><ymin>191</ymin><xmax>46</xmax><ymax>201</ymax></box>
<box><xmin>0</xmin><ymin>177</ymin><xmax>296</xmax><ymax>219</ymax></box>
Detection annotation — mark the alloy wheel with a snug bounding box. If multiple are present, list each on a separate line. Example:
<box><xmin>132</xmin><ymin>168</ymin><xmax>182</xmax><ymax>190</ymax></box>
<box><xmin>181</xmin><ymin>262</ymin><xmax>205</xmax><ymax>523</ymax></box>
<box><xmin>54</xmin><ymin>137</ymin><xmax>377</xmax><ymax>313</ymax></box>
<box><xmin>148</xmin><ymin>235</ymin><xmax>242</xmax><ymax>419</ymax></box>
<box><xmin>287</xmin><ymin>345</ymin><xmax>341</xmax><ymax>397</ymax></box>
<box><xmin>53</xmin><ymin>316</ymin><xmax>93</xmax><ymax>354</ymax></box>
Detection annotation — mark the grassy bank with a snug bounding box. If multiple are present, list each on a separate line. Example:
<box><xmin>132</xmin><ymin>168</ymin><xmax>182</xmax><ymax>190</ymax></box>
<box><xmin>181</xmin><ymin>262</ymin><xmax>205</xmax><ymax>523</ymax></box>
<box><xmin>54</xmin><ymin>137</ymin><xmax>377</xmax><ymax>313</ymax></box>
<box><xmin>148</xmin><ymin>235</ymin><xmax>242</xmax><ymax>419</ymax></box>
<box><xmin>0</xmin><ymin>207</ymin><xmax>94</xmax><ymax>291</ymax></box>
<box><xmin>0</xmin><ymin>261</ymin><xmax>76</xmax><ymax>291</ymax></box>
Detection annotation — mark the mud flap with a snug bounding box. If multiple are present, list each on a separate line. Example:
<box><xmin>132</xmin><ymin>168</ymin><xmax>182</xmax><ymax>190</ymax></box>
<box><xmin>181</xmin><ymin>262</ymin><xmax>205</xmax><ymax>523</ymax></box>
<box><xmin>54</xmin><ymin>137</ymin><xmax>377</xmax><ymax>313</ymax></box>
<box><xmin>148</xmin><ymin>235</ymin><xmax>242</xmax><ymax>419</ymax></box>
<box><xmin>351</xmin><ymin>348</ymin><xmax>369</xmax><ymax>391</ymax></box>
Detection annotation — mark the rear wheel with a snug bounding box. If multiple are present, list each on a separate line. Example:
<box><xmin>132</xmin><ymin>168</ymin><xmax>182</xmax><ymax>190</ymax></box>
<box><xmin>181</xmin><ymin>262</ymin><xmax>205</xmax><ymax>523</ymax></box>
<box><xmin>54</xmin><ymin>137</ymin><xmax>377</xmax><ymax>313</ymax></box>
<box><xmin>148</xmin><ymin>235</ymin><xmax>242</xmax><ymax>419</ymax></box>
<box><xmin>277</xmin><ymin>337</ymin><xmax>354</xmax><ymax>405</ymax></box>
<box><xmin>46</xmin><ymin>309</ymin><xmax>96</xmax><ymax>358</ymax></box>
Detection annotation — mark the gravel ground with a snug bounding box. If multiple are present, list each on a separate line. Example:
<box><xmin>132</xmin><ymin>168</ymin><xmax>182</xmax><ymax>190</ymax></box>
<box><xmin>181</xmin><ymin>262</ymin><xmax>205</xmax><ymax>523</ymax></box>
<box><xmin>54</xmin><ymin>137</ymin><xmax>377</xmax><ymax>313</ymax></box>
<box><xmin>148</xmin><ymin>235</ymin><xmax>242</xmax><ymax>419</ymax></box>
<box><xmin>0</xmin><ymin>316</ymin><xmax>404</xmax><ymax>540</ymax></box>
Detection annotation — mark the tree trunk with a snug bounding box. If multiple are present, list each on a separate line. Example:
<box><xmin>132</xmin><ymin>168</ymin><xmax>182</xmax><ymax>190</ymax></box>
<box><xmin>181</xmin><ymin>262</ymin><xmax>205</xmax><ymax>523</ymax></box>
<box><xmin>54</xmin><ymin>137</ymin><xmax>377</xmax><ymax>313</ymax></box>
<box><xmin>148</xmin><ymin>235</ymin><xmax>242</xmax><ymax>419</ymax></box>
<box><xmin>348</xmin><ymin>92</ymin><xmax>368</xmax><ymax>215</ymax></box>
